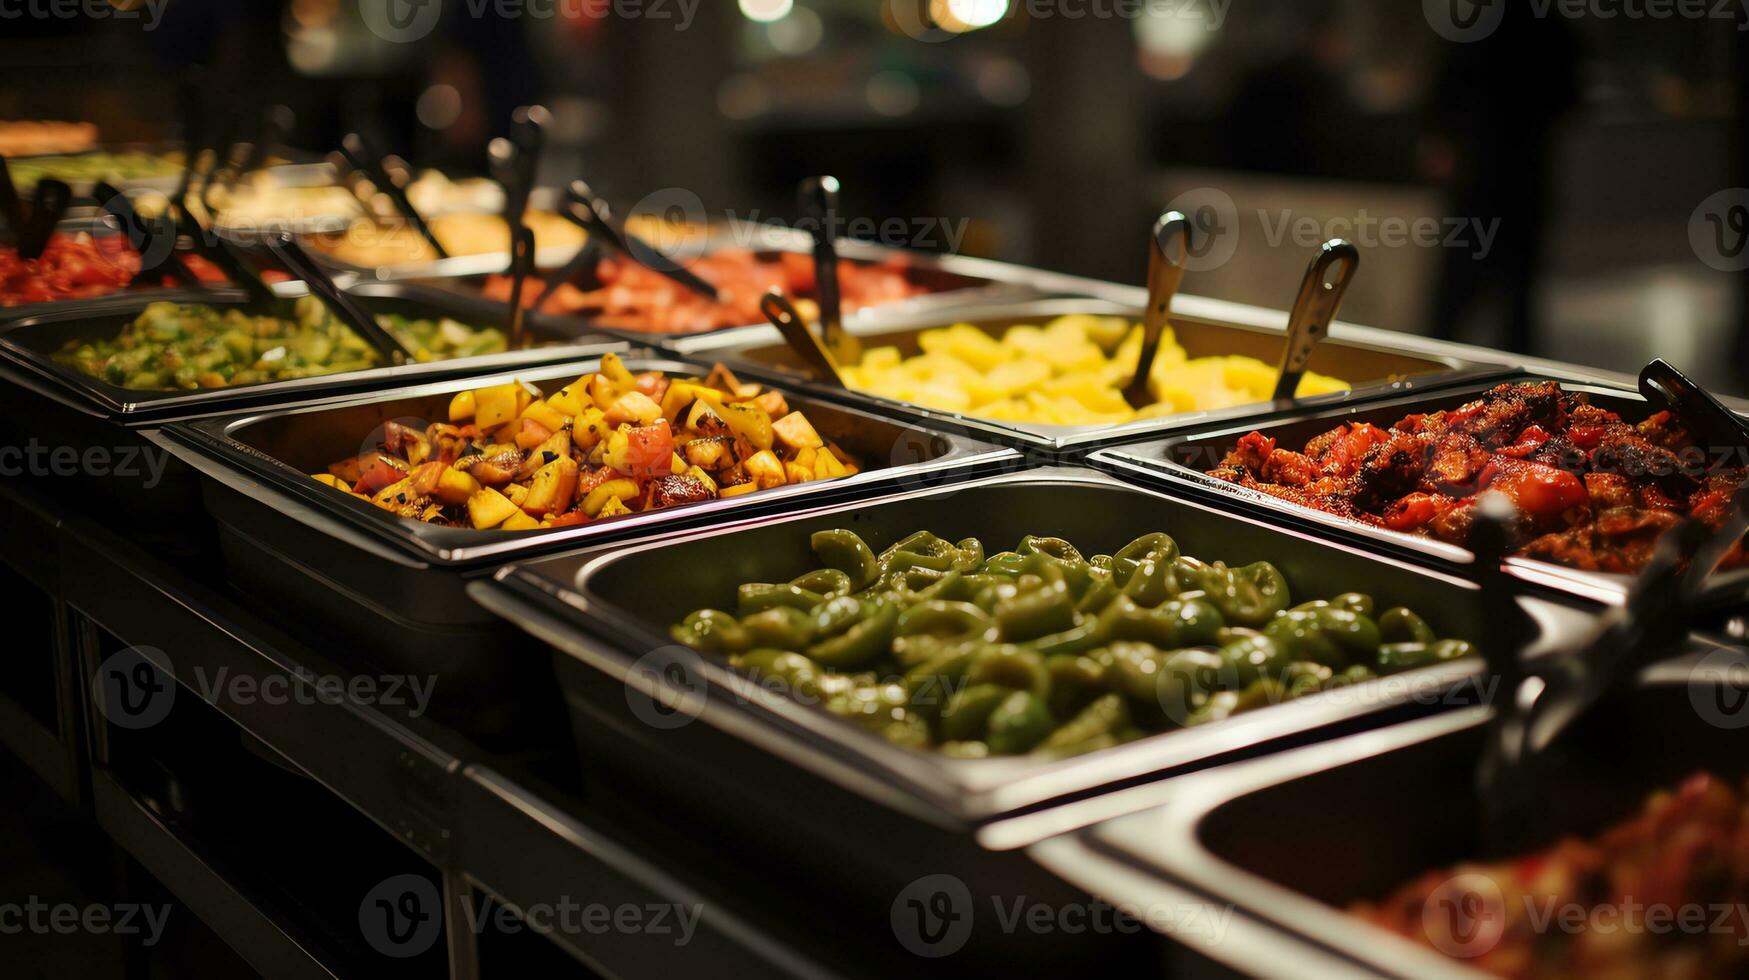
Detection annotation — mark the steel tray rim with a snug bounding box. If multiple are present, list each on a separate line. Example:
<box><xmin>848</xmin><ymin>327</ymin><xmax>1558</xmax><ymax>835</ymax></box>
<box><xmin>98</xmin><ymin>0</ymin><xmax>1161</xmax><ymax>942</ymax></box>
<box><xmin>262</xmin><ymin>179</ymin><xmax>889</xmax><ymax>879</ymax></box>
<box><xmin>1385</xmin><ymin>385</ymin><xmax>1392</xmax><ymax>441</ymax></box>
<box><xmin>677</xmin><ymin>295</ymin><xmax>1520</xmax><ymax>455</ymax></box>
<box><xmin>485</xmin><ymin>464</ymin><xmax>1595</xmax><ymax>831</ymax></box>
<box><xmin>1088</xmin><ymin>375</ymin><xmax>1705</xmax><ymax>605</ymax></box>
<box><xmin>161</xmin><ymin>353</ymin><xmax>1021</xmax><ymax>567</ymax></box>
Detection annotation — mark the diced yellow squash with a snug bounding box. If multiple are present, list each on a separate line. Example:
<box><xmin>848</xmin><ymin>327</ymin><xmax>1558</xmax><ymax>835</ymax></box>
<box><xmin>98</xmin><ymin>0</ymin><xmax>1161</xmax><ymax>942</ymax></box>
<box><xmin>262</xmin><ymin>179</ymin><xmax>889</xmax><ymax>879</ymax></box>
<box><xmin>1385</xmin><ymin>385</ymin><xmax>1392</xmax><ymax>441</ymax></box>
<box><xmin>660</xmin><ymin>381</ymin><xmax>709</xmax><ymax>421</ymax></box>
<box><xmin>605</xmin><ymin>391</ymin><xmax>663</xmax><ymax>427</ymax></box>
<box><xmin>448</xmin><ymin>389</ymin><xmax>476</xmax><ymax>423</ymax></box>
<box><xmin>744</xmin><ymin>449</ymin><xmax>786</xmax><ymax>489</ymax></box>
<box><xmin>520</xmin><ymin>400</ymin><xmax>570</xmax><ymax>434</ymax></box>
<box><xmin>784</xmin><ymin>462</ymin><xmax>813</xmax><ymax>484</ymax></box>
<box><xmin>546</xmin><ymin>382</ymin><xmax>587</xmax><ymax>417</ymax></box>
<box><xmin>792</xmin><ymin>447</ymin><xmax>817</xmax><ymax>470</ymax></box>
<box><xmin>522</xmin><ymin>456</ymin><xmax>580</xmax><ymax>516</ymax></box>
<box><xmin>499</xmin><ymin>510</ymin><xmax>540</xmax><ymax>531</ymax></box>
<box><xmin>771</xmin><ymin>411</ymin><xmax>824</xmax><ymax>451</ymax></box>
<box><xmin>814</xmin><ymin>450</ymin><xmax>847</xmax><ymax>480</ymax></box>
<box><xmin>432</xmin><ymin>467</ymin><xmax>481</xmax><ymax>505</ymax></box>
<box><xmin>467</xmin><ymin>487</ymin><xmax>521</xmax><ymax>528</ymax></box>
<box><xmin>587</xmin><ymin>373</ymin><xmax>619</xmax><ymax>411</ymax></box>
<box><xmin>670</xmin><ymin>452</ymin><xmax>687</xmax><ymax>476</ymax></box>
<box><xmin>473</xmin><ymin>382</ymin><xmax>524</xmax><ymax>431</ymax></box>
<box><xmin>721</xmin><ymin>403</ymin><xmax>773</xmax><ymax>450</ymax></box>
<box><xmin>718</xmin><ymin>481</ymin><xmax>758</xmax><ymax>498</ymax></box>
<box><xmin>685</xmin><ymin>398</ymin><xmax>723</xmax><ymax>431</ymax></box>
<box><xmin>512</xmin><ymin>417</ymin><xmax>555</xmax><ymax>451</ymax></box>
<box><xmin>311</xmin><ymin>473</ymin><xmax>350</xmax><ymax>490</ymax></box>
<box><xmin>602</xmin><ymin>429</ymin><xmax>632</xmax><ymax>474</ymax></box>
<box><xmin>582</xmin><ymin>478</ymin><xmax>640</xmax><ymax>517</ymax></box>
<box><xmin>504</xmin><ymin>482</ymin><xmax>530</xmax><ymax>506</ymax></box>
<box><xmin>572</xmin><ymin>407</ymin><xmax>609</xmax><ymax>450</ymax></box>
<box><xmin>600</xmin><ymin>352</ymin><xmax>637</xmax><ymax>395</ymax></box>
<box><xmin>597</xmin><ymin>495</ymin><xmax>633</xmax><ymax>518</ymax></box>
<box><xmin>518</xmin><ymin>431</ymin><xmax>573</xmax><ymax>479</ymax></box>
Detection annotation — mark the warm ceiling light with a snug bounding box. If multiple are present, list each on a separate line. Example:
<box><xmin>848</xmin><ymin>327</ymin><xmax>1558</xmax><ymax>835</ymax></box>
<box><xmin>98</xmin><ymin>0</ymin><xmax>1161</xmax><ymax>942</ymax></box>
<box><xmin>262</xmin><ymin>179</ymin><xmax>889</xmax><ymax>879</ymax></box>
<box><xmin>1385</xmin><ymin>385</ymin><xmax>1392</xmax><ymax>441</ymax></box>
<box><xmin>738</xmin><ymin>0</ymin><xmax>794</xmax><ymax>23</ymax></box>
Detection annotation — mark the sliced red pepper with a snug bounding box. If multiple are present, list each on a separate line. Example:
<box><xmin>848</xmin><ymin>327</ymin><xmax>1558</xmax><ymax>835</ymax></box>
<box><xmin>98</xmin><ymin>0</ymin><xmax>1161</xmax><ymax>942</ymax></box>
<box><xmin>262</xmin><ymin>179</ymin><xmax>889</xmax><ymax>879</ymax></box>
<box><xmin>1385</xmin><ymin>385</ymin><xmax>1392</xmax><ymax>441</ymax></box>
<box><xmin>1498</xmin><ymin>425</ymin><xmax>1552</xmax><ymax>458</ymax></box>
<box><xmin>622</xmin><ymin>419</ymin><xmax>675</xmax><ymax>478</ymax></box>
<box><xmin>1382</xmin><ymin>492</ymin><xmax>1443</xmax><ymax>532</ymax></box>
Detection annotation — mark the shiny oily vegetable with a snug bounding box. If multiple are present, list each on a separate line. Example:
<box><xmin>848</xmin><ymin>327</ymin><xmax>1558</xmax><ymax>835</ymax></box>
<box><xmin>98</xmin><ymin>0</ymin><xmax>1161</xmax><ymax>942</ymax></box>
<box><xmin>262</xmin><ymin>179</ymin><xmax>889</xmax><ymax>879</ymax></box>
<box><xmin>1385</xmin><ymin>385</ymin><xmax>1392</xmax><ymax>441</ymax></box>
<box><xmin>673</xmin><ymin>529</ymin><xmax>1477</xmax><ymax>758</ymax></box>
<box><xmin>55</xmin><ymin>297</ymin><xmax>509</xmax><ymax>390</ymax></box>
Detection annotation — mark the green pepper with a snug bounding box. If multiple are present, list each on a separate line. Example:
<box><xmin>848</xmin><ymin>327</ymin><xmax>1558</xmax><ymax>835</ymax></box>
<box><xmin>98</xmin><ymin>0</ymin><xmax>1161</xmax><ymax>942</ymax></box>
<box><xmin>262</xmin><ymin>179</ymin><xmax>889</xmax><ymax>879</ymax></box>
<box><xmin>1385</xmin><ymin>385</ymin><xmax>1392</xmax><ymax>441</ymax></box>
<box><xmin>1037</xmin><ymin>693</ymin><xmax>1129</xmax><ymax>753</ymax></box>
<box><xmin>741</xmin><ymin>606</ymin><xmax>815</xmax><ymax>650</ymax></box>
<box><xmin>1262</xmin><ymin>607</ymin><xmax>1379</xmax><ymax>668</ymax></box>
<box><xmin>1074</xmin><ymin>574</ymin><xmax>1119</xmax><ymax>615</ymax></box>
<box><xmin>903</xmin><ymin>647</ymin><xmax>980</xmax><ymax>717</ymax></box>
<box><xmin>1185</xmin><ymin>690</ymin><xmax>1240</xmax><ymax>727</ymax></box>
<box><xmin>880</xmin><ymin>714</ymin><xmax>932</xmax><ymax>749</ymax></box>
<box><xmin>1326</xmin><ymin>664</ymin><xmax>1376</xmax><ymax>688</ymax></box>
<box><xmin>1181</xmin><ymin>558</ymin><xmax>1290</xmax><ymax>627</ymax></box>
<box><xmin>940</xmin><ymin>683</ymin><xmax>1018</xmax><ymax>742</ymax></box>
<box><xmin>1120</xmin><ymin>553</ymin><xmax>1176</xmax><ymax>607</ymax></box>
<box><xmin>1025</xmin><ymin>622</ymin><xmax>1101</xmax><ymax>658</ymax></box>
<box><xmin>806</xmin><ymin>598</ymin><xmax>897</xmax><ymax>670</ymax></box>
<box><xmin>1218</xmin><ymin>633</ymin><xmax>1290</xmax><ymax>688</ymax></box>
<box><xmin>985</xmin><ymin>691</ymin><xmax>1054</xmax><ymax>755</ymax></box>
<box><xmin>1282</xmin><ymin>661</ymin><xmax>1334</xmax><ymax>696</ymax></box>
<box><xmin>737</xmin><ymin>582</ymin><xmax>826</xmax><ymax>616</ymax></box>
<box><xmin>1044</xmin><ymin>654</ymin><xmax>1106</xmax><ymax>719</ymax></box>
<box><xmin>810</xmin><ymin>529</ymin><xmax>880</xmax><ymax>590</ymax></box>
<box><xmin>1155</xmin><ymin>596</ymin><xmax>1226</xmax><ymax>648</ymax></box>
<box><xmin>1376</xmin><ymin>638</ymin><xmax>1476</xmax><ymax>674</ymax></box>
<box><xmin>892</xmin><ymin>600</ymin><xmax>994</xmax><ymax>666</ymax></box>
<box><xmin>732</xmin><ymin>649</ymin><xmax>824</xmax><ymax>698</ymax></box>
<box><xmin>982</xmin><ymin>551</ymin><xmax>1029</xmax><ymax>576</ymax></box>
<box><xmin>809</xmin><ymin>595</ymin><xmax>866</xmax><ymax>640</ymax></box>
<box><xmin>1157</xmin><ymin>648</ymin><xmax>1226</xmax><ymax>724</ymax></box>
<box><xmin>951</xmin><ymin>537</ymin><xmax>985</xmax><ymax>572</ymax></box>
<box><xmin>1331</xmin><ymin>592</ymin><xmax>1374</xmax><ymax>618</ymax></box>
<box><xmin>1018</xmin><ymin>534</ymin><xmax>1085</xmax><ymax>565</ymax></box>
<box><xmin>1111</xmin><ymin>532</ymin><xmax>1179</xmax><ymax>586</ymax></box>
<box><xmin>1232</xmin><ymin>678</ymin><xmax>1289</xmax><ymax>715</ymax></box>
<box><xmin>671</xmin><ymin>609</ymin><xmax>749</xmax><ymax>655</ymax></box>
<box><xmin>966</xmin><ymin>644</ymin><xmax>1050</xmax><ymax>697</ymax></box>
<box><xmin>790</xmin><ymin>568</ymin><xmax>852</xmax><ymax>598</ymax></box>
<box><xmin>827</xmin><ymin>681</ymin><xmax>910</xmax><ymax>731</ymax></box>
<box><xmin>1378</xmin><ymin>607</ymin><xmax>1437</xmax><ymax>645</ymax></box>
<box><xmin>993</xmin><ymin>580</ymin><xmax>1076</xmax><ymax>642</ymax></box>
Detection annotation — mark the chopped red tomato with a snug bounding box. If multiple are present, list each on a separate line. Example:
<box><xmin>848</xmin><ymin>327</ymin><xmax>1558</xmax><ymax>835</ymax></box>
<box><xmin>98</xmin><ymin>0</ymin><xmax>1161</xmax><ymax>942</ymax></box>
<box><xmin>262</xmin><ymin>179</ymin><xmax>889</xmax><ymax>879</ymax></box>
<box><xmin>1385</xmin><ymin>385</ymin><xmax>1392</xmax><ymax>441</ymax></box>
<box><xmin>1480</xmin><ymin>459</ymin><xmax>1587</xmax><ymax>518</ymax></box>
<box><xmin>1497</xmin><ymin>425</ymin><xmax>1551</xmax><ymax>458</ymax></box>
<box><xmin>623</xmin><ymin>420</ymin><xmax>674</xmax><ymax>478</ymax></box>
<box><xmin>1382</xmin><ymin>492</ymin><xmax>1442</xmax><ymax>532</ymax></box>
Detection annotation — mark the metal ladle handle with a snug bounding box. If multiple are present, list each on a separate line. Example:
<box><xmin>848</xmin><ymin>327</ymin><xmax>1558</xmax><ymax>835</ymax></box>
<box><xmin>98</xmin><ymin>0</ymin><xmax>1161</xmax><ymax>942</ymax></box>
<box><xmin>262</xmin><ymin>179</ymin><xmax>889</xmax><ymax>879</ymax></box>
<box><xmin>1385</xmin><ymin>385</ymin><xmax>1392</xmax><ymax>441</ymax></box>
<box><xmin>760</xmin><ymin>290</ymin><xmax>843</xmax><ymax>388</ymax></box>
<box><xmin>1272</xmin><ymin>239</ymin><xmax>1359</xmax><ymax>402</ymax></box>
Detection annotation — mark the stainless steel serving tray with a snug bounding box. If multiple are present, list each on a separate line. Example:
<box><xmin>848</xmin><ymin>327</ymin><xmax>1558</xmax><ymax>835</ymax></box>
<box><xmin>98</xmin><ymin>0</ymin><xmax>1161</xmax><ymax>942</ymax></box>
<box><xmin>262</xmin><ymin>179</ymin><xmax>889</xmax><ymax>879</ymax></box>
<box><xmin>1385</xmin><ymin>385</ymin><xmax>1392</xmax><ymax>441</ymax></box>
<box><xmin>478</xmin><ymin>465</ymin><xmax>1598</xmax><ymax>828</ymax></box>
<box><xmin>1092</xmin><ymin>373</ymin><xmax>1749</xmax><ymax>605</ymax></box>
<box><xmin>1042</xmin><ymin>643</ymin><xmax>1749</xmax><ymax>979</ymax></box>
<box><xmin>680</xmin><ymin>296</ymin><xmax>1516</xmax><ymax>458</ymax></box>
<box><xmin>0</xmin><ymin>281</ymin><xmax>624</xmax><ymax>426</ymax></box>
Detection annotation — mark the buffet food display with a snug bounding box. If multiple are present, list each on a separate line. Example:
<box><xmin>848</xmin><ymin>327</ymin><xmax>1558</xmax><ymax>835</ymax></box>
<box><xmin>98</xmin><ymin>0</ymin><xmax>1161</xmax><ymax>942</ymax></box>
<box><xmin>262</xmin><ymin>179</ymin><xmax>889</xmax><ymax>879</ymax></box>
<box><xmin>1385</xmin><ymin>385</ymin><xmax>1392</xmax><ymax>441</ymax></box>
<box><xmin>672</xmin><ymin>526</ymin><xmax>1471</xmax><ymax>756</ymax></box>
<box><xmin>842</xmin><ymin>313</ymin><xmax>1349</xmax><ymax>425</ymax></box>
<box><xmin>1206</xmin><ymin>380</ymin><xmax>1749</xmax><ymax>572</ymax></box>
<box><xmin>5</xmin><ymin>129</ymin><xmax>1748</xmax><ymax>980</ymax></box>
<box><xmin>312</xmin><ymin>354</ymin><xmax>861</xmax><ymax>529</ymax></box>
<box><xmin>482</xmin><ymin>247</ymin><xmax>929</xmax><ymax>333</ymax></box>
<box><xmin>54</xmin><ymin>298</ymin><xmax>506</xmax><ymax>389</ymax></box>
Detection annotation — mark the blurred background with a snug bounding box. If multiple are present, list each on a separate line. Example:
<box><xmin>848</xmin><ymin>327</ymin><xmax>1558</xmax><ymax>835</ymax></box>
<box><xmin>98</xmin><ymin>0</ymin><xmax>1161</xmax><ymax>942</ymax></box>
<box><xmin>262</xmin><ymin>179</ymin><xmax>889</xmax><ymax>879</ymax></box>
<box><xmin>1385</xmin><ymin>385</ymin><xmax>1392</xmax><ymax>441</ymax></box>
<box><xmin>3</xmin><ymin>0</ymin><xmax>1746</xmax><ymax>389</ymax></box>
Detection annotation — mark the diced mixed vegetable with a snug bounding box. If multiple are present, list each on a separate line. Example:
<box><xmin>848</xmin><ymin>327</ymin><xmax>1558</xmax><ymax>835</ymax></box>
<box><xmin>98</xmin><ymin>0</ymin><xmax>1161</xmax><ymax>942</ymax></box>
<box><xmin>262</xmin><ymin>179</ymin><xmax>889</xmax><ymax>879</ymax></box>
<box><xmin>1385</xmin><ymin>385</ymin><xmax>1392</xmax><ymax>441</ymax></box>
<box><xmin>671</xmin><ymin>528</ymin><xmax>1476</xmax><ymax>757</ymax></box>
<box><xmin>54</xmin><ymin>299</ymin><xmax>508</xmax><ymax>390</ymax></box>
<box><xmin>842</xmin><ymin>314</ymin><xmax>1350</xmax><ymax>426</ymax></box>
<box><xmin>311</xmin><ymin>354</ymin><xmax>862</xmax><ymax>530</ymax></box>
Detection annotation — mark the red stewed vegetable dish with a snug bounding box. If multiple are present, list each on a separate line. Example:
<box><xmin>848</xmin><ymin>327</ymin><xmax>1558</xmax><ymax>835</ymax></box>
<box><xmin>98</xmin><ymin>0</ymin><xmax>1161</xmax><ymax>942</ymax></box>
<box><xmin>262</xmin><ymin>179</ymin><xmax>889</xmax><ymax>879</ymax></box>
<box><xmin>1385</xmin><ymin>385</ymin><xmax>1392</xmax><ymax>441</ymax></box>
<box><xmin>0</xmin><ymin>231</ymin><xmax>229</xmax><ymax>306</ymax></box>
<box><xmin>1208</xmin><ymin>380</ymin><xmax>1748</xmax><ymax>573</ymax></box>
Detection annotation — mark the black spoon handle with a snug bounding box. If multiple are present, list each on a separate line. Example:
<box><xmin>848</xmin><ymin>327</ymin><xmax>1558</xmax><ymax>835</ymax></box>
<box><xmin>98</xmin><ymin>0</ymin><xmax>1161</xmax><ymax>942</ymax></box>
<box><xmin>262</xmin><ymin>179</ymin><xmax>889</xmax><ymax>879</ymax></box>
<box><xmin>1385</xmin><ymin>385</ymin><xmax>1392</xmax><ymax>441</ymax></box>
<box><xmin>18</xmin><ymin>179</ymin><xmax>70</xmax><ymax>260</ymax></box>
<box><xmin>798</xmin><ymin>175</ymin><xmax>844</xmax><ymax>343</ymax></box>
<box><xmin>92</xmin><ymin>182</ymin><xmax>197</xmax><ymax>287</ymax></box>
<box><xmin>0</xmin><ymin>157</ymin><xmax>25</xmax><ymax>232</ymax></box>
<box><xmin>563</xmin><ymin>180</ymin><xmax>721</xmax><ymax>302</ymax></box>
<box><xmin>266</xmin><ymin>233</ymin><xmax>411</xmax><ymax>366</ymax></box>
<box><xmin>506</xmin><ymin>224</ymin><xmax>536</xmax><ymax>350</ymax></box>
<box><xmin>340</xmin><ymin>133</ymin><xmax>448</xmax><ymax>260</ymax></box>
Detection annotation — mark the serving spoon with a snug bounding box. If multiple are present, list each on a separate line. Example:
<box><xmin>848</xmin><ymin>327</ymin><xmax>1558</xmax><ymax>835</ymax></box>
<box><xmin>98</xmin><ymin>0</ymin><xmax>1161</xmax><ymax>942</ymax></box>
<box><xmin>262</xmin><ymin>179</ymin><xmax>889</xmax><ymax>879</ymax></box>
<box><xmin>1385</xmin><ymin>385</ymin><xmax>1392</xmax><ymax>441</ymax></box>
<box><xmin>266</xmin><ymin>233</ymin><xmax>413</xmax><ymax>367</ymax></box>
<box><xmin>1639</xmin><ymin>358</ymin><xmax>1749</xmax><ymax>452</ymax></box>
<box><xmin>760</xmin><ymin>290</ymin><xmax>844</xmax><ymax>388</ymax></box>
<box><xmin>92</xmin><ymin>182</ymin><xmax>198</xmax><ymax>288</ymax></box>
<box><xmin>561</xmin><ymin>179</ymin><xmax>722</xmax><ymax>303</ymax></box>
<box><xmin>17</xmin><ymin>178</ymin><xmax>70</xmax><ymax>260</ymax></box>
<box><xmin>1271</xmin><ymin>239</ymin><xmax>1359</xmax><ymax>402</ymax></box>
<box><xmin>0</xmin><ymin>157</ymin><xmax>25</xmax><ymax>232</ymax></box>
<box><xmin>1121</xmin><ymin>210</ymin><xmax>1191</xmax><ymax>409</ymax></box>
<box><xmin>798</xmin><ymin>175</ymin><xmax>860</xmax><ymax>365</ymax></box>
<box><xmin>339</xmin><ymin>133</ymin><xmax>448</xmax><ymax>260</ymax></box>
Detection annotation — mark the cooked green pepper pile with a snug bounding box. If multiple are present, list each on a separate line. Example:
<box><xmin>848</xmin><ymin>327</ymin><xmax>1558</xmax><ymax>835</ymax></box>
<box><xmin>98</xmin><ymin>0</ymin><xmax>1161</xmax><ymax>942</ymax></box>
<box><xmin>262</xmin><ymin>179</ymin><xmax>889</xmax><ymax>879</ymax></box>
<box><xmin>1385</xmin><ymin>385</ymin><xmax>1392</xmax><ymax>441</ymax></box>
<box><xmin>672</xmin><ymin>529</ymin><xmax>1478</xmax><ymax>758</ymax></box>
<box><xmin>55</xmin><ymin>298</ymin><xmax>509</xmax><ymax>390</ymax></box>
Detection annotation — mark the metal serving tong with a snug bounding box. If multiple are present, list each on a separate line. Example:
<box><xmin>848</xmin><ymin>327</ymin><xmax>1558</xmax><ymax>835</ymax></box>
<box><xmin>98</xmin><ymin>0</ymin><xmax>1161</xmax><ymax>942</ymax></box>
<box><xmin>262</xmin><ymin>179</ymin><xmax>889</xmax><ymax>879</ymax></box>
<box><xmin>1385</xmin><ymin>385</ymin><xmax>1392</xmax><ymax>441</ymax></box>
<box><xmin>92</xmin><ymin>182</ymin><xmax>198</xmax><ymax>288</ymax></box>
<box><xmin>1121</xmin><ymin>210</ymin><xmax>1192</xmax><ymax>409</ymax></box>
<box><xmin>797</xmin><ymin>175</ymin><xmax>860</xmax><ymax>365</ymax></box>
<box><xmin>265</xmin><ymin>233</ymin><xmax>412</xmax><ymax>367</ymax></box>
<box><xmin>560</xmin><ymin>179</ymin><xmax>722</xmax><ymax>303</ymax></box>
<box><xmin>1639</xmin><ymin>358</ymin><xmax>1749</xmax><ymax>452</ymax></box>
<box><xmin>760</xmin><ymin>290</ymin><xmax>844</xmax><ymax>388</ymax></box>
<box><xmin>224</xmin><ymin>104</ymin><xmax>294</xmax><ymax>193</ymax></box>
<box><xmin>338</xmin><ymin>132</ymin><xmax>448</xmax><ymax>260</ymax></box>
<box><xmin>1476</xmin><ymin>482</ymin><xmax>1749</xmax><ymax>854</ymax></box>
<box><xmin>1271</xmin><ymin>239</ymin><xmax>1359</xmax><ymax>402</ymax></box>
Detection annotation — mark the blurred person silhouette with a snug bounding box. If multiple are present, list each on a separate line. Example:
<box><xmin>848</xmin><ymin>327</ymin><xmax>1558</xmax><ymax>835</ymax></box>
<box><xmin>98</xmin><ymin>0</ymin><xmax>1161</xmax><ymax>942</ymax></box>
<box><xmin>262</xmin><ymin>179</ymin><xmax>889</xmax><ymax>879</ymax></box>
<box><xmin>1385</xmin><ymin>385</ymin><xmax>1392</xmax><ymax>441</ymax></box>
<box><xmin>1423</xmin><ymin>7</ymin><xmax>1580</xmax><ymax>353</ymax></box>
